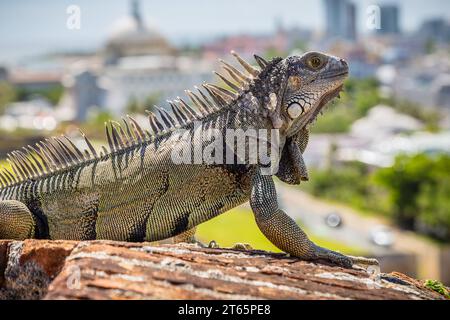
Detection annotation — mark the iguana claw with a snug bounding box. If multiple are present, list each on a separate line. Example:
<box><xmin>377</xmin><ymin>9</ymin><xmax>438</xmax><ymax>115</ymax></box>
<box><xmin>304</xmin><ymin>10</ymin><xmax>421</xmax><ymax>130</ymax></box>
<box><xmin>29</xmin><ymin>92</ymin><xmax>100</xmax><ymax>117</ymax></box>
<box><xmin>206</xmin><ymin>241</ymin><xmax>253</xmax><ymax>251</ymax></box>
<box><xmin>314</xmin><ymin>245</ymin><xmax>353</xmax><ymax>268</ymax></box>
<box><xmin>349</xmin><ymin>256</ymin><xmax>379</xmax><ymax>266</ymax></box>
<box><xmin>231</xmin><ymin>243</ymin><xmax>253</xmax><ymax>251</ymax></box>
<box><xmin>314</xmin><ymin>245</ymin><xmax>379</xmax><ymax>268</ymax></box>
<box><xmin>208</xmin><ymin>240</ymin><xmax>219</xmax><ymax>248</ymax></box>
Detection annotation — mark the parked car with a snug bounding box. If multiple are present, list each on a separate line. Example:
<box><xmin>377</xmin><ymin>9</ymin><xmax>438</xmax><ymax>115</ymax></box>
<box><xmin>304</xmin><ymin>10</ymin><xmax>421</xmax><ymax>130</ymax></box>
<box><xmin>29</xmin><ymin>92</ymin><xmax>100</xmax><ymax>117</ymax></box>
<box><xmin>370</xmin><ymin>225</ymin><xmax>394</xmax><ymax>247</ymax></box>
<box><xmin>324</xmin><ymin>212</ymin><xmax>343</xmax><ymax>228</ymax></box>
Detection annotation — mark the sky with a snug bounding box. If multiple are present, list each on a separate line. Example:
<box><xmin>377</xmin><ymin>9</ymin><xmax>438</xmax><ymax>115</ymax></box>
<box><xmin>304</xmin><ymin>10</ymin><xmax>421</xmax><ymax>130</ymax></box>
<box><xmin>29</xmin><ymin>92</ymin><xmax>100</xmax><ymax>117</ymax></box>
<box><xmin>0</xmin><ymin>0</ymin><xmax>449</xmax><ymax>64</ymax></box>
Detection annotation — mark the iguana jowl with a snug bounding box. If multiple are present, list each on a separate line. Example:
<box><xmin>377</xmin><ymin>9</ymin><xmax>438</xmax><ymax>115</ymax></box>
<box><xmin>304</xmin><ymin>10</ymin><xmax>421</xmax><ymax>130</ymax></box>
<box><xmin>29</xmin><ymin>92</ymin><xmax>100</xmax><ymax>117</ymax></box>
<box><xmin>0</xmin><ymin>51</ymin><xmax>376</xmax><ymax>268</ymax></box>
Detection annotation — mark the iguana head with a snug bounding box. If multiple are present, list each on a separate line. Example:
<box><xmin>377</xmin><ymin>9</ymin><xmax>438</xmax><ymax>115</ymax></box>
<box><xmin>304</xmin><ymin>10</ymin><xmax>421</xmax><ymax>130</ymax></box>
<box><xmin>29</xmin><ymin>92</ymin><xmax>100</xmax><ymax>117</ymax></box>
<box><xmin>280</xmin><ymin>52</ymin><xmax>348</xmax><ymax>135</ymax></box>
<box><xmin>251</xmin><ymin>51</ymin><xmax>348</xmax><ymax>135</ymax></box>
<box><xmin>249</xmin><ymin>51</ymin><xmax>348</xmax><ymax>183</ymax></box>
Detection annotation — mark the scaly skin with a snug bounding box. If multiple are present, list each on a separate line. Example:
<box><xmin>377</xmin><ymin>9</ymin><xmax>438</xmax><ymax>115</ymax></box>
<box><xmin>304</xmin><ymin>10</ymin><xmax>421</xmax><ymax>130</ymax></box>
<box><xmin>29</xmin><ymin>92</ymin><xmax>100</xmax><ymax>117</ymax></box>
<box><xmin>0</xmin><ymin>51</ymin><xmax>378</xmax><ymax>268</ymax></box>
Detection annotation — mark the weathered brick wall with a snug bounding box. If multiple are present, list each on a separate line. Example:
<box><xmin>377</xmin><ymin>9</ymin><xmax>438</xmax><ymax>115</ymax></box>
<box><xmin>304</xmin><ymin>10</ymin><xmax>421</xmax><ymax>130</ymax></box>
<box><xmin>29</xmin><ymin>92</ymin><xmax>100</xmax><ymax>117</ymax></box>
<box><xmin>0</xmin><ymin>240</ymin><xmax>446</xmax><ymax>300</ymax></box>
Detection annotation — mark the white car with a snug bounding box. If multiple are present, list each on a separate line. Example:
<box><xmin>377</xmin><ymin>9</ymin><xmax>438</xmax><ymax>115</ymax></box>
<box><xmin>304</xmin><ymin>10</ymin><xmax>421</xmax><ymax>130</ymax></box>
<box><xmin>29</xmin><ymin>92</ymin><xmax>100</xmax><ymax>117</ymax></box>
<box><xmin>324</xmin><ymin>212</ymin><xmax>343</xmax><ymax>228</ymax></box>
<box><xmin>370</xmin><ymin>225</ymin><xmax>394</xmax><ymax>247</ymax></box>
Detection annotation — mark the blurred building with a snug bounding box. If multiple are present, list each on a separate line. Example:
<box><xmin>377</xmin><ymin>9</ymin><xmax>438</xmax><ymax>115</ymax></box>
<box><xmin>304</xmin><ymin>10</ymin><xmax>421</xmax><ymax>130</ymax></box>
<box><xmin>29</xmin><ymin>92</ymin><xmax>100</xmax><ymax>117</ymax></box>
<box><xmin>377</xmin><ymin>5</ymin><xmax>400</xmax><ymax>35</ymax></box>
<box><xmin>103</xmin><ymin>0</ymin><xmax>175</xmax><ymax>65</ymax></box>
<box><xmin>345</xmin><ymin>2</ymin><xmax>357</xmax><ymax>40</ymax></box>
<box><xmin>418</xmin><ymin>18</ymin><xmax>450</xmax><ymax>43</ymax></box>
<box><xmin>58</xmin><ymin>0</ymin><xmax>215</xmax><ymax>120</ymax></box>
<box><xmin>323</xmin><ymin>0</ymin><xmax>356</xmax><ymax>41</ymax></box>
<box><xmin>201</xmin><ymin>20</ymin><xmax>308</xmax><ymax>59</ymax></box>
<box><xmin>0</xmin><ymin>98</ymin><xmax>57</xmax><ymax>131</ymax></box>
<box><xmin>59</xmin><ymin>65</ymin><xmax>106</xmax><ymax>122</ymax></box>
<box><xmin>391</xmin><ymin>52</ymin><xmax>450</xmax><ymax>112</ymax></box>
<box><xmin>351</xmin><ymin>105</ymin><xmax>423</xmax><ymax>139</ymax></box>
<box><xmin>345</xmin><ymin>46</ymin><xmax>378</xmax><ymax>78</ymax></box>
<box><xmin>99</xmin><ymin>0</ymin><xmax>214</xmax><ymax>116</ymax></box>
<box><xmin>433</xmin><ymin>75</ymin><xmax>450</xmax><ymax>110</ymax></box>
<box><xmin>0</xmin><ymin>66</ymin><xmax>8</xmax><ymax>81</ymax></box>
<box><xmin>305</xmin><ymin>105</ymin><xmax>450</xmax><ymax>169</ymax></box>
<box><xmin>323</xmin><ymin>41</ymin><xmax>380</xmax><ymax>78</ymax></box>
<box><xmin>340</xmin><ymin>105</ymin><xmax>425</xmax><ymax>167</ymax></box>
<box><xmin>8</xmin><ymin>70</ymin><xmax>61</xmax><ymax>91</ymax></box>
<box><xmin>101</xmin><ymin>55</ymin><xmax>214</xmax><ymax>116</ymax></box>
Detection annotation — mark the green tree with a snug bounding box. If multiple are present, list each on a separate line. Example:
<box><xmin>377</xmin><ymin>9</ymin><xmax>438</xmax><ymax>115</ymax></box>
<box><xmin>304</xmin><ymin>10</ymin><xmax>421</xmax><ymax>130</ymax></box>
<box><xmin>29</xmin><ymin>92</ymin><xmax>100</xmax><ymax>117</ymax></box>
<box><xmin>302</xmin><ymin>153</ymin><xmax>450</xmax><ymax>241</ymax></box>
<box><xmin>264</xmin><ymin>47</ymin><xmax>285</xmax><ymax>60</ymax></box>
<box><xmin>0</xmin><ymin>81</ymin><xmax>17</xmax><ymax>114</ymax></box>
<box><xmin>374</xmin><ymin>154</ymin><xmax>431</xmax><ymax>228</ymax></box>
<box><xmin>416</xmin><ymin>155</ymin><xmax>450</xmax><ymax>240</ymax></box>
<box><xmin>304</xmin><ymin>162</ymin><xmax>372</xmax><ymax>210</ymax></box>
<box><xmin>126</xmin><ymin>96</ymin><xmax>140</xmax><ymax>114</ymax></box>
<box><xmin>126</xmin><ymin>93</ymin><xmax>160</xmax><ymax>114</ymax></box>
<box><xmin>16</xmin><ymin>84</ymin><xmax>63</xmax><ymax>105</ymax></box>
<box><xmin>425</xmin><ymin>38</ymin><xmax>436</xmax><ymax>54</ymax></box>
<box><xmin>374</xmin><ymin>154</ymin><xmax>450</xmax><ymax>236</ymax></box>
<box><xmin>90</xmin><ymin>110</ymin><xmax>115</xmax><ymax>125</ymax></box>
<box><xmin>311</xmin><ymin>105</ymin><xmax>355</xmax><ymax>133</ymax></box>
<box><xmin>312</xmin><ymin>78</ymin><xmax>382</xmax><ymax>133</ymax></box>
<box><xmin>386</xmin><ymin>98</ymin><xmax>441</xmax><ymax>132</ymax></box>
<box><xmin>292</xmin><ymin>40</ymin><xmax>308</xmax><ymax>52</ymax></box>
<box><xmin>353</xmin><ymin>89</ymin><xmax>381</xmax><ymax>116</ymax></box>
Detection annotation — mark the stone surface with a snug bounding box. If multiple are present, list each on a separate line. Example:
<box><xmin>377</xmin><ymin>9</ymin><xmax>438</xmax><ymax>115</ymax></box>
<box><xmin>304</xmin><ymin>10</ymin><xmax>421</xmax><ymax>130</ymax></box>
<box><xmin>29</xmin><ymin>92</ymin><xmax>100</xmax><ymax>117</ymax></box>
<box><xmin>0</xmin><ymin>240</ymin><xmax>446</xmax><ymax>300</ymax></box>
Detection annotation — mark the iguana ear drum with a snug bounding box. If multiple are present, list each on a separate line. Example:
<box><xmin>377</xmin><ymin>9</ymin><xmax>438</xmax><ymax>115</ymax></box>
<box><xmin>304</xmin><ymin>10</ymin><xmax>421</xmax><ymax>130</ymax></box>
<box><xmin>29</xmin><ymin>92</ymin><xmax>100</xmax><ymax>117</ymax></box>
<box><xmin>288</xmin><ymin>76</ymin><xmax>302</xmax><ymax>90</ymax></box>
<box><xmin>287</xmin><ymin>103</ymin><xmax>303</xmax><ymax>119</ymax></box>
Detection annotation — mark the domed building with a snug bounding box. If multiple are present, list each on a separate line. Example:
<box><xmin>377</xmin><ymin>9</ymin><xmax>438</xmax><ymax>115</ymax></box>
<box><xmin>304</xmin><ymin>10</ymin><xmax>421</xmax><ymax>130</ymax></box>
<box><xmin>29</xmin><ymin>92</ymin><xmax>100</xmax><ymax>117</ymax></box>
<box><xmin>60</xmin><ymin>0</ymin><xmax>214</xmax><ymax>120</ymax></box>
<box><xmin>92</xmin><ymin>0</ymin><xmax>214</xmax><ymax>116</ymax></box>
<box><xmin>104</xmin><ymin>0</ymin><xmax>176</xmax><ymax>65</ymax></box>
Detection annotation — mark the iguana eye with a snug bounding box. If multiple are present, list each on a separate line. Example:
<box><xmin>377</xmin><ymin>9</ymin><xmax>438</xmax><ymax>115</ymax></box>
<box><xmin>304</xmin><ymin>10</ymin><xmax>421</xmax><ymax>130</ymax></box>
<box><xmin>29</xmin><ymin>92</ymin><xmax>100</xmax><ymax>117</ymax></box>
<box><xmin>287</xmin><ymin>103</ymin><xmax>303</xmax><ymax>119</ymax></box>
<box><xmin>307</xmin><ymin>55</ymin><xmax>324</xmax><ymax>69</ymax></box>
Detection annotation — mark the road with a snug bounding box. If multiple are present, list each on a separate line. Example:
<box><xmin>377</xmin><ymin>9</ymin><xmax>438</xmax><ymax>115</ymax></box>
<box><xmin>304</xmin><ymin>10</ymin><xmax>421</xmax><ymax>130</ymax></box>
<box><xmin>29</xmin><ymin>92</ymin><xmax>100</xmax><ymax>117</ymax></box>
<box><xmin>244</xmin><ymin>182</ymin><xmax>447</xmax><ymax>281</ymax></box>
<box><xmin>276</xmin><ymin>183</ymin><xmax>388</xmax><ymax>254</ymax></box>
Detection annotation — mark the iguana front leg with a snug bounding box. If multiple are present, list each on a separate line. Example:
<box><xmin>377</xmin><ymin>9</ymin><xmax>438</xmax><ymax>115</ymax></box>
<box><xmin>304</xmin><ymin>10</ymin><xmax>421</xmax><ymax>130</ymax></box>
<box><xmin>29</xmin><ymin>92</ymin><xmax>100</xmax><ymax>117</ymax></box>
<box><xmin>250</xmin><ymin>169</ymin><xmax>355</xmax><ymax>268</ymax></box>
<box><xmin>0</xmin><ymin>200</ymin><xmax>36</xmax><ymax>240</ymax></box>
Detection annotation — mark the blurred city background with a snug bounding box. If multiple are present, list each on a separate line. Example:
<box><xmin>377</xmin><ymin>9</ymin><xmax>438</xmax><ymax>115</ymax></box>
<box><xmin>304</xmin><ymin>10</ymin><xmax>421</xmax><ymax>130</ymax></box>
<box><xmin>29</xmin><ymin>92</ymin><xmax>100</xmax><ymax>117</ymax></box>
<box><xmin>0</xmin><ymin>0</ymin><xmax>449</xmax><ymax>283</ymax></box>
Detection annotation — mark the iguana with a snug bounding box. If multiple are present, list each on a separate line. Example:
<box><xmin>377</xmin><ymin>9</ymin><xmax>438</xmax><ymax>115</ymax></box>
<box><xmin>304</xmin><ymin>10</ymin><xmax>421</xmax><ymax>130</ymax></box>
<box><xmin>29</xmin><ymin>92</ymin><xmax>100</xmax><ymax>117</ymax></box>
<box><xmin>0</xmin><ymin>51</ymin><xmax>376</xmax><ymax>268</ymax></box>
